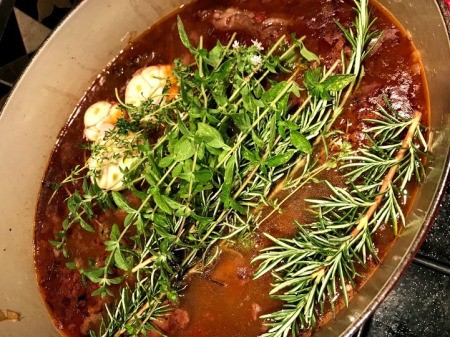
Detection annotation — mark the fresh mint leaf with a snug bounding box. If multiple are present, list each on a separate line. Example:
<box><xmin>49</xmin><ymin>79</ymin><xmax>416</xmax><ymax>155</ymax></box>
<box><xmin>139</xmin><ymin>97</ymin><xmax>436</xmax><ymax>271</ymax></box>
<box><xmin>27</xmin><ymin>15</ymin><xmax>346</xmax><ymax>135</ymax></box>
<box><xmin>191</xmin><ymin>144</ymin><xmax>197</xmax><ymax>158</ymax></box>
<box><xmin>300</xmin><ymin>44</ymin><xmax>320</xmax><ymax>63</ymax></box>
<box><xmin>207</xmin><ymin>43</ymin><xmax>224</xmax><ymax>66</ymax></box>
<box><xmin>111</xmin><ymin>191</ymin><xmax>135</xmax><ymax>213</ymax></box>
<box><xmin>322</xmin><ymin>74</ymin><xmax>355</xmax><ymax>92</ymax></box>
<box><xmin>196</xmin><ymin>122</ymin><xmax>228</xmax><ymax>149</ymax></box>
<box><xmin>110</xmin><ymin>223</ymin><xmax>121</xmax><ymax>241</ymax></box>
<box><xmin>173</xmin><ymin>137</ymin><xmax>195</xmax><ymax>162</ymax></box>
<box><xmin>194</xmin><ymin>170</ymin><xmax>213</xmax><ymax>183</ymax></box>
<box><xmin>151</xmin><ymin>188</ymin><xmax>173</xmax><ymax>215</ymax></box>
<box><xmin>290</xmin><ymin>131</ymin><xmax>312</xmax><ymax>154</ymax></box>
<box><xmin>114</xmin><ymin>249</ymin><xmax>130</xmax><ymax>271</ymax></box>
<box><xmin>266</xmin><ymin>150</ymin><xmax>295</xmax><ymax>167</ymax></box>
<box><xmin>79</xmin><ymin>218</ymin><xmax>95</xmax><ymax>233</ymax></box>
<box><xmin>304</xmin><ymin>68</ymin><xmax>355</xmax><ymax>100</ymax></box>
<box><xmin>177</xmin><ymin>17</ymin><xmax>195</xmax><ymax>53</ymax></box>
<box><xmin>82</xmin><ymin>268</ymin><xmax>103</xmax><ymax>283</ymax></box>
<box><xmin>158</xmin><ymin>156</ymin><xmax>174</xmax><ymax>168</ymax></box>
<box><xmin>65</xmin><ymin>261</ymin><xmax>76</xmax><ymax>270</ymax></box>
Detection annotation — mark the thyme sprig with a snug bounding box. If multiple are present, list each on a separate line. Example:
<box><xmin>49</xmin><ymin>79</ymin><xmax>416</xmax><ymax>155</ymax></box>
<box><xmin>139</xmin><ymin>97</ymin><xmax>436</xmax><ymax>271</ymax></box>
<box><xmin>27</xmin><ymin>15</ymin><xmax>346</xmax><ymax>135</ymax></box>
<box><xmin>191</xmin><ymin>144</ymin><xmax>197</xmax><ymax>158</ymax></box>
<box><xmin>49</xmin><ymin>0</ymin><xmax>398</xmax><ymax>335</ymax></box>
<box><xmin>50</xmin><ymin>15</ymin><xmax>358</xmax><ymax>337</ymax></box>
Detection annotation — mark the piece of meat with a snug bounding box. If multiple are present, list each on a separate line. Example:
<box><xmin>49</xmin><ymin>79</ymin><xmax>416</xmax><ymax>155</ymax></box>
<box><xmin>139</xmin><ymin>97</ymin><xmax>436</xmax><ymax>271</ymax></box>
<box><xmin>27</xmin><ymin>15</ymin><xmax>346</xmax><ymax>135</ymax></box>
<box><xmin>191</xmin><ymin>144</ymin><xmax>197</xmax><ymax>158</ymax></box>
<box><xmin>318</xmin><ymin>12</ymin><xmax>349</xmax><ymax>69</ymax></box>
<box><xmin>150</xmin><ymin>308</ymin><xmax>190</xmax><ymax>335</ymax></box>
<box><xmin>307</xmin><ymin>1</ymin><xmax>338</xmax><ymax>30</ymax></box>
<box><xmin>237</xmin><ymin>266</ymin><xmax>251</xmax><ymax>285</ymax></box>
<box><xmin>369</xmin><ymin>27</ymin><xmax>400</xmax><ymax>55</ymax></box>
<box><xmin>168</xmin><ymin>309</ymin><xmax>190</xmax><ymax>330</ymax></box>
<box><xmin>202</xmin><ymin>8</ymin><xmax>291</xmax><ymax>42</ymax></box>
<box><xmin>339</xmin><ymin>80</ymin><xmax>384</xmax><ymax>148</ymax></box>
<box><xmin>79</xmin><ymin>296</ymin><xmax>110</xmax><ymax>335</ymax></box>
<box><xmin>321</xmin><ymin>3</ymin><xmax>335</xmax><ymax>20</ymax></box>
<box><xmin>251</xmin><ymin>303</ymin><xmax>262</xmax><ymax>321</ymax></box>
<box><xmin>211</xmin><ymin>8</ymin><xmax>256</xmax><ymax>30</ymax></box>
<box><xmin>326</xmin><ymin>33</ymin><xmax>346</xmax><ymax>68</ymax></box>
<box><xmin>61</xmin><ymin>267</ymin><xmax>86</xmax><ymax>299</ymax></box>
<box><xmin>386</xmin><ymin>68</ymin><xmax>414</xmax><ymax>118</ymax></box>
<box><xmin>80</xmin><ymin>313</ymin><xmax>102</xmax><ymax>335</ymax></box>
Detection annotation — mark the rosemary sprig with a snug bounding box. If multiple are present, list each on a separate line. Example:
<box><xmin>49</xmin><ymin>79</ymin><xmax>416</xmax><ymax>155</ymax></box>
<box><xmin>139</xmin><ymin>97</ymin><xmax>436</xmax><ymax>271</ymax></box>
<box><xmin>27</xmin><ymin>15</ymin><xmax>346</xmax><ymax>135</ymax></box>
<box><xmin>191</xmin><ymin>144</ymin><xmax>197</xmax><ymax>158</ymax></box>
<box><xmin>49</xmin><ymin>16</ymin><xmax>358</xmax><ymax>337</ymax></box>
<box><xmin>250</xmin><ymin>1</ymin><xmax>430</xmax><ymax>335</ymax></box>
<box><xmin>48</xmin><ymin>0</ymin><xmax>395</xmax><ymax>334</ymax></box>
<box><xmin>328</xmin><ymin>0</ymin><xmax>379</xmax><ymax>126</ymax></box>
<box><xmin>253</xmin><ymin>109</ymin><xmax>426</xmax><ymax>337</ymax></box>
<box><xmin>262</xmin><ymin>0</ymin><xmax>379</xmax><ymax>209</ymax></box>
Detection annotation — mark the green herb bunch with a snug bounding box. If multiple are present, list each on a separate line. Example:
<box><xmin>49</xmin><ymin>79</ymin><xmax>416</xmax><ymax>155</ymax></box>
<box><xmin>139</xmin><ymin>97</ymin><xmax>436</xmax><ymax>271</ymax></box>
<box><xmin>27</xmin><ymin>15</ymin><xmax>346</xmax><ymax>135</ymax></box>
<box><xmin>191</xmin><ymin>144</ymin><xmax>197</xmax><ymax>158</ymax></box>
<box><xmin>248</xmin><ymin>1</ymin><xmax>429</xmax><ymax>336</ymax></box>
<box><xmin>49</xmin><ymin>16</ymin><xmax>357</xmax><ymax>337</ymax></box>
<box><xmin>48</xmin><ymin>0</ymin><xmax>393</xmax><ymax>335</ymax></box>
<box><xmin>253</xmin><ymin>104</ymin><xmax>426</xmax><ymax>337</ymax></box>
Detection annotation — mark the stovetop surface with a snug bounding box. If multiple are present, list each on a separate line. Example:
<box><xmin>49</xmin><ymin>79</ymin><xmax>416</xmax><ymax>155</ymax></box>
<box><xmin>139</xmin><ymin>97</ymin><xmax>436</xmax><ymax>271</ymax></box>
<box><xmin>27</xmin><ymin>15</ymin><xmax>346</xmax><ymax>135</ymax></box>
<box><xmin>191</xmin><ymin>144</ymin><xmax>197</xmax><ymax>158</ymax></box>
<box><xmin>0</xmin><ymin>1</ymin><xmax>448</xmax><ymax>336</ymax></box>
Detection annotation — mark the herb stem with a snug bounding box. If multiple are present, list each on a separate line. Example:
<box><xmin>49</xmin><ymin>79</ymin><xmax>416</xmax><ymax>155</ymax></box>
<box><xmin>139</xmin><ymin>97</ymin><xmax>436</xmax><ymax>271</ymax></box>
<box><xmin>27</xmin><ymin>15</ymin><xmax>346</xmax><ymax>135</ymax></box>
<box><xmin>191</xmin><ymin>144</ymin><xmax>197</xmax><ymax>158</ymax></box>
<box><xmin>351</xmin><ymin>110</ymin><xmax>422</xmax><ymax>236</ymax></box>
<box><xmin>258</xmin><ymin>160</ymin><xmax>329</xmax><ymax>226</ymax></box>
<box><xmin>232</xmin><ymin>59</ymin><xmax>341</xmax><ymax>200</ymax></box>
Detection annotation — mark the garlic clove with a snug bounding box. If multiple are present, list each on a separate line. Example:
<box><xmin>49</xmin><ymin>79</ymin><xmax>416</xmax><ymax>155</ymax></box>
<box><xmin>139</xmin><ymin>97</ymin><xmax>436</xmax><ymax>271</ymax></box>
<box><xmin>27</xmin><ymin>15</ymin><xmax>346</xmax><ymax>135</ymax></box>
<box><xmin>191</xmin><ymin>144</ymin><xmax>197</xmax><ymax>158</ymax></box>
<box><xmin>87</xmin><ymin>155</ymin><xmax>103</xmax><ymax>172</ymax></box>
<box><xmin>84</xmin><ymin>126</ymin><xmax>100</xmax><ymax>142</ymax></box>
<box><xmin>84</xmin><ymin>101</ymin><xmax>112</xmax><ymax>127</ymax></box>
<box><xmin>95</xmin><ymin>166</ymin><xmax>112</xmax><ymax>190</ymax></box>
<box><xmin>140</xmin><ymin>66</ymin><xmax>171</xmax><ymax>104</ymax></box>
<box><xmin>118</xmin><ymin>157</ymin><xmax>137</xmax><ymax>171</ymax></box>
<box><xmin>104</xmin><ymin>164</ymin><xmax>125</xmax><ymax>191</ymax></box>
<box><xmin>125</xmin><ymin>73</ymin><xmax>153</xmax><ymax>106</ymax></box>
<box><xmin>93</xmin><ymin>156</ymin><xmax>138</xmax><ymax>191</ymax></box>
<box><xmin>96</xmin><ymin>122</ymin><xmax>115</xmax><ymax>141</ymax></box>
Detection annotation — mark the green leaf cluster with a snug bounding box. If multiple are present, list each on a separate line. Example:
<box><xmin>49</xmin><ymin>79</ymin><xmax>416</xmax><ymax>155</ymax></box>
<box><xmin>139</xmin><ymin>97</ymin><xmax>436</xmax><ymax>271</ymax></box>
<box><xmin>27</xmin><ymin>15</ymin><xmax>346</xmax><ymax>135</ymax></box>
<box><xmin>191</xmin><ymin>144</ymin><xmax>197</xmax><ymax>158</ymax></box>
<box><xmin>51</xmin><ymin>11</ymin><xmax>367</xmax><ymax>337</ymax></box>
<box><xmin>304</xmin><ymin>67</ymin><xmax>355</xmax><ymax>101</ymax></box>
<box><xmin>253</xmin><ymin>102</ymin><xmax>427</xmax><ymax>337</ymax></box>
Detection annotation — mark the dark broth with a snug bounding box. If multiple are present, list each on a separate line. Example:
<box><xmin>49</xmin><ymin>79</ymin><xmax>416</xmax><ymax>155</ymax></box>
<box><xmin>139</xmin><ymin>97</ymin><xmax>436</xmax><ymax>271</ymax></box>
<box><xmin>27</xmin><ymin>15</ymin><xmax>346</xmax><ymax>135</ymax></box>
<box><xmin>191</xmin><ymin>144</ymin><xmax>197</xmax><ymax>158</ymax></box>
<box><xmin>34</xmin><ymin>1</ymin><xmax>429</xmax><ymax>336</ymax></box>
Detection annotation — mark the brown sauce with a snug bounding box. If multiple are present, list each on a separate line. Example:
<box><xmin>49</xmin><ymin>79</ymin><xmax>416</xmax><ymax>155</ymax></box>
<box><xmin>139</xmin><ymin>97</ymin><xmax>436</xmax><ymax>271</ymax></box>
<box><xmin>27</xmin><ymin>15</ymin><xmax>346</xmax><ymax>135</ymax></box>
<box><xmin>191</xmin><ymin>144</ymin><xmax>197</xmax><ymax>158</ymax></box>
<box><xmin>34</xmin><ymin>1</ymin><xmax>429</xmax><ymax>336</ymax></box>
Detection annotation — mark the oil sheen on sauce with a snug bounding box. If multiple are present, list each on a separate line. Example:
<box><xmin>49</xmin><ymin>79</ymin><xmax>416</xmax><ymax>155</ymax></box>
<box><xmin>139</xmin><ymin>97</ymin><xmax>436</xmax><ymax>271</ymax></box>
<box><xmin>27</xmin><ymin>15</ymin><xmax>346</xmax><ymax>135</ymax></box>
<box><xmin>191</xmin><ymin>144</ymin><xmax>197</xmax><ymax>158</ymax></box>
<box><xmin>34</xmin><ymin>1</ymin><xmax>429</xmax><ymax>336</ymax></box>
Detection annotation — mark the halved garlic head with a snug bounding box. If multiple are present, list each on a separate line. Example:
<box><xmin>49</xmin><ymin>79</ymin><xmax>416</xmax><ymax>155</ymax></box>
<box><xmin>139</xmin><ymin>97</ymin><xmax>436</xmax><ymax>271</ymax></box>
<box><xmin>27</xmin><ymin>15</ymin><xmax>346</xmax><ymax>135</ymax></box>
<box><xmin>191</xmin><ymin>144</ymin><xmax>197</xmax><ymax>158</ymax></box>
<box><xmin>83</xmin><ymin>101</ymin><xmax>125</xmax><ymax>142</ymax></box>
<box><xmin>106</xmin><ymin>104</ymin><xmax>125</xmax><ymax>124</ymax></box>
<box><xmin>84</xmin><ymin>126</ymin><xmax>100</xmax><ymax>142</ymax></box>
<box><xmin>87</xmin><ymin>131</ymin><xmax>141</xmax><ymax>191</ymax></box>
<box><xmin>84</xmin><ymin>101</ymin><xmax>112</xmax><ymax>127</ymax></box>
<box><xmin>94</xmin><ymin>157</ymin><xmax>137</xmax><ymax>191</ymax></box>
<box><xmin>96</xmin><ymin>122</ymin><xmax>115</xmax><ymax>141</ymax></box>
<box><xmin>125</xmin><ymin>65</ymin><xmax>178</xmax><ymax>107</ymax></box>
<box><xmin>125</xmin><ymin>74</ymin><xmax>154</xmax><ymax>107</ymax></box>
